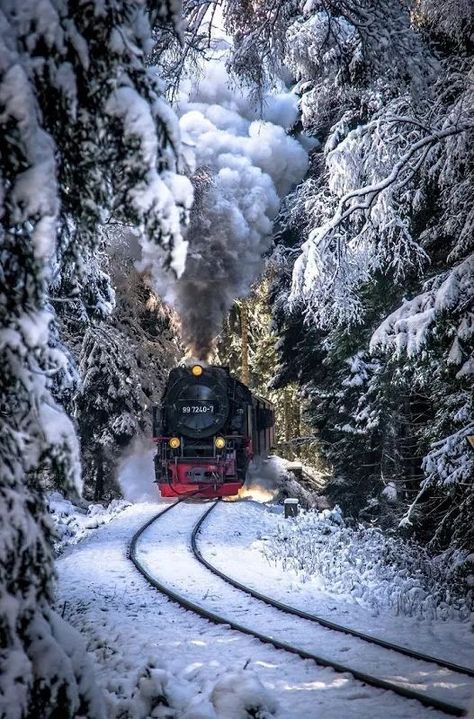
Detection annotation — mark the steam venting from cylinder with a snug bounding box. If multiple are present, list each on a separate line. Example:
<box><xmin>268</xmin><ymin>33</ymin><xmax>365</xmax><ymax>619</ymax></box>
<box><xmin>154</xmin><ymin>59</ymin><xmax>308</xmax><ymax>359</ymax></box>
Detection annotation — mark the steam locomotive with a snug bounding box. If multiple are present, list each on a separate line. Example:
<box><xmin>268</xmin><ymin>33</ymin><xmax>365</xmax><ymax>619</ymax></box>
<box><xmin>152</xmin><ymin>364</ymin><xmax>275</xmax><ymax>498</ymax></box>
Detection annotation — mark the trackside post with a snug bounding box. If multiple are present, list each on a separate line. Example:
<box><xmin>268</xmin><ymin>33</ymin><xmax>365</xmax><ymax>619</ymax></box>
<box><xmin>284</xmin><ymin>498</ymin><xmax>299</xmax><ymax>518</ymax></box>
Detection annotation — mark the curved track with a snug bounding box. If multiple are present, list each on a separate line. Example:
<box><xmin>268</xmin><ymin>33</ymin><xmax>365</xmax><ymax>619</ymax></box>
<box><xmin>130</xmin><ymin>499</ymin><xmax>471</xmax><ymax>718</ymax></box>
<box><xmin>195</xmin><ymin>502</ymin><xmax>474</xmax><ymax>678</ymax></box>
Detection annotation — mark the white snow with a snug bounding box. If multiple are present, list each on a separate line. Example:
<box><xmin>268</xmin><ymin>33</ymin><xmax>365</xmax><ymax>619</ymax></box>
<box><xmin>370</xmin><ymin>256</ymin><xmax>474</xmax><ymax>363</ymax></box>
<box><xmin>105</xmin><ymin>82</ymin><xmax>193</xmax><ymax>281</ymax></box>
<box><xmin>381</xmin><ymin>482</ymin><xmax>397</xmax><ymax>503</ymax></box>
<box><xmin>48</xmin><ymin>492</ymin><xmax>131</xmax><ymax>553</ymax></box>
<box><xmin>198</xmin><ymin>501</ymin><xmax>474</xmax><ymax>667</ymax></box>
<box><xmin>55</xmin><ymin>500</ymin><xmax>473</xmax><ymax>718</ymax></box>
<box><xmin>55</xmin><ymin>504</ymin><xmax>288</xmax><ymax>719</ymax></box>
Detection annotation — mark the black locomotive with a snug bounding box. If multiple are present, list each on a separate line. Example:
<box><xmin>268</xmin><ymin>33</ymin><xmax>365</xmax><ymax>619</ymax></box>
<box><xmin>152</xmin><ymin>363</ymin><xmax>275</xmax><ymax>497</ymax></box>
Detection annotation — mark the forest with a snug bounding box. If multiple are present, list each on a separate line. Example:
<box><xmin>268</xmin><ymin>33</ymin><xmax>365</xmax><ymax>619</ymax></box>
<box><xmin>0</xmin><ymin>0</ymin><xmax>473</xmax><ymax>717</ymax></box>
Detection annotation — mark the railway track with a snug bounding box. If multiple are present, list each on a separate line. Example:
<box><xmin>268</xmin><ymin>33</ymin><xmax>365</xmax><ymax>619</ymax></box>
<box><xmin>129</xmin><ymin>498</ymin><xmax>473</xmax><ymax>718</ymax></box>
<box><xmin>195</xmin><ymin>502</ymin><xmax>474</xmax><ymax>679</ymax></box>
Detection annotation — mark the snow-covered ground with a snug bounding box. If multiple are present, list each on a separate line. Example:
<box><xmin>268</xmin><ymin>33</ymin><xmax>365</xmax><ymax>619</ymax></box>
<box><xmin>140</xmin><ymin>501</ymin><xmax>473</xmax><ymax>710</ymax></box>
<box><xmin>55</xmin><ymin>494</ymin><xmax>474</xmax><ymax>718</ymax></box>
<box><xmin>52</xmin><ymin>451</ymin><xmax>473</xmax><ymax>717</ymax></box>
<box><xmin>262</xmin><ymin>506</ymin><xmax>473</xmax><ymax>621</ymax></box>
<box><xmin>58</xmin><ymin>501</ymin><xmax>370</xmax><ymax>719</ymax></box>
<box><xmin>48</xmin><ymin>491</ymin><xmax>131</xmax><ymax>553</ymax></box>
<box><xmin>198</xmin><ymin>501</ymin><xmax>474</xmax><ymax>669</ymax></box>
<box><xmin>57</xmin><ymin>502</ymin><xmax>281</xmax><ymax>718</ymax></box>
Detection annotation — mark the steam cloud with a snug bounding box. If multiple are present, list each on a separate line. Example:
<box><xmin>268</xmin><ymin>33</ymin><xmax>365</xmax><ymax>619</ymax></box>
<box><xmin>117</xmin><ymin>438</ymin><xmax>160</xmax><ymax>503</ymax></box>
<box><xmin>161</xmin><ymin>59</ymin><xmax>308</xmax><ymax>358</ymax></box>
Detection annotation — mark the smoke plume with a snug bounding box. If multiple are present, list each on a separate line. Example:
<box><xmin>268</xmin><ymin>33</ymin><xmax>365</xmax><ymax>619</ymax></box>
<box><xmin>160</xmin><ymin>59</ymin><xmax>308</xmax><ymax>358</ymax></box>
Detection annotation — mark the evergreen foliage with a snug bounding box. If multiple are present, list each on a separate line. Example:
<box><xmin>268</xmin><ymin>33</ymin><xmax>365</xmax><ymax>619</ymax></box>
<box><xmin>0</xmin><ymin>1</ymin><xmax>189</xmax><ymax>715</ymax></box>
<box><xmin>221</xmin><ymin>0</ymin><xmax>474</xmax><ymax>549</ymax></box>
<box><xmin>1</xmin><ymin>1</ymin><xmax>473</xmax><ymax>714</ymax></box>
<box><xmin>75</xmin><ymin>324</ymin><xmax>146</xmax><ymax>501</ymax></box>
<box><xmin>216</xmin><ymin>277</ymin><xmax>320</xmax><ymax>466</ymax></box>
<box><xmin>73</xmin><ymin>249</ymin><xmax>182</xmax><ymax>501</ymax></box>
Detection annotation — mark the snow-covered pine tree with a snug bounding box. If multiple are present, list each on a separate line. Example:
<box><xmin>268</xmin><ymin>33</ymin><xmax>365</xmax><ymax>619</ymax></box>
<box><xmin>56</xmin><ymin>225</ymin><xmax>182</xmax><ymax>501</ymax></box>
<box><xmin>73</xmin><ymin>245</ymin><xmax>183</xmax><ymax>501</ymax></box>
<box><xmin>107</xmin><ymin>250</ymin><xmax>182</xmax><ymax>410</ymax></box>
<box><xmin>0</xmin><ymin>1</ymin><xmax>191</xmax><ymax>716</ymax></box>
<box><xmin>371</xmin><ymin>264</ymin><xmax>474</xmax><ymax>546</ymax></box>
<box><xmin>225</xmin><ymin>0</ymin><xmax>473</xmax><ymax>547</ymax></box>
<box><xmin>75</xmin><ymin>325</ymin><xmax>146</xmax><ymax>500</ymax></box>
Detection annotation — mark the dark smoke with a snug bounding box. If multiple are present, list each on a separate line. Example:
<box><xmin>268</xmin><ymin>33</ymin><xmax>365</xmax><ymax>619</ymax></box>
<box><xmin>151</xmin><ymin>60</ymin><xmax>308</xmax><ymax>356</ymax></box>
<box><xmin>175</xmin><ymin>164</ymin><xmax>272</xmax><ymax>359</ymax></box>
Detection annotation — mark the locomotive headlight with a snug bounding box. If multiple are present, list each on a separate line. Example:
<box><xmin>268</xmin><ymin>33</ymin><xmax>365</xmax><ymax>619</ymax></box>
<box><xmin>191</xmin><ymin>364</ymin><xmax>203</xmax><ymax>377</ymax></box>
<box><xmin>214</xmin><ymin>436</ymin><xmax>226</xmax><ymax>450</ymax></box>
<box><xmin>169</xmin><ymin>437</ymin><xmax>181</xmax><ymax>449</ymax></box>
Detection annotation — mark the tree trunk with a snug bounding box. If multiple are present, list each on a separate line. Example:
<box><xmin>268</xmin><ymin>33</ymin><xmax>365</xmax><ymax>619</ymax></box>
<box><xmin>284</xmin><ymin>387</ymin><xmax>292</xmax><ymax>443</ymax></box>
<box><xmin>294</xmin><ymin>393</ymin><xmax>301</xmax><ymax>438</ymax></box>
<box><xmin>240</xmin><ymin>301</ymin><xmax>249</xmax><ymax>386</ymax></box>
<box><xmin>95</xmin><ymin>452</ymin><xmax>105</xmax><ymax>501</ymax></box>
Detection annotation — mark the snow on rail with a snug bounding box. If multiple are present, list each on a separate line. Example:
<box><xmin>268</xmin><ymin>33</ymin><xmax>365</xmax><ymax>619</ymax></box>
<box><xmin>194</xmin><ymin>502</ymin><xmax>474</xmax><ymax>679</ymax></box>
<box><xmin>132</xmin><ymin>500</ymin><xmax>471</xmax><ymax>717</ymax></box>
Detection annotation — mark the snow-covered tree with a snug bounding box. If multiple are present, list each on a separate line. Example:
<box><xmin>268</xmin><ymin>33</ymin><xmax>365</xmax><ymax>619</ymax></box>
<box><xmin>229</xmin><ymin>0</ymin><xmax>474</xmax><ymax>547</ymax></box>
<box><xmin>371</xmin><ymin>262</ymin><xmax>474</xmax><ymax>545</ymax></box>
<box><xmin>74</xmin><ymin>326</ymin><xmax>146</xmax><ymax>500</ymax></box>
<box><xmin>0</xmin><ymin>1</ymin><xmax>191</xmax><ymax>715</ymax></box>
<box><xmin>73</xmin><ymin>247</ymin><xmax>182</xmax><ymax>500</ymax></box>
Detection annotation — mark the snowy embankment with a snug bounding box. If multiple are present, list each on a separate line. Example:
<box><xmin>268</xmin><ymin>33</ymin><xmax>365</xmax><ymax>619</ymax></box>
<box><xmin>137</xmin><ymin>501</ymin><xmax>474</xmax><ymax>714</ymax></box>
<box><xmin>198</xmin><ymin>501</ymin><xmax>474</xmax><ymax>669</ymax></box>
<box><xmin>50</xmin><ymin>451</ymin><xmax>473</xmax><ymax>717</ymax></box>
<box><xmin>54</xmin><ymin>498</ymin><xmax>468</xmax><ymax>718</ymax></box>
<box><xmin>47</xmin><ymin>443</ymin><xmax>160</xmax><ymax>554</ymax></box>
<box><xmin>262</xmin><ymin>506</ymin><xmax>473</xmax><ymax>622</ymax></box>
<box><xmin>48</xmin><ymin>491</ymin><xmax>131</xmax><ymax>553</ymax></box>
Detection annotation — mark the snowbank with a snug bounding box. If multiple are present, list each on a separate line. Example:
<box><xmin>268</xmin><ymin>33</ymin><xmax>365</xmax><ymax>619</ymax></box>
<box><xmin>98</xmin><ymin>657</ymin><xmax>277</xmax><ymax>719</ymax></box>
<box><xmin>262</xmin><ymin>507</ymin><xmax>473</xmax><ymax>621</ymax></box>
<box><xmin>57</xmin><ymin>504</ymin><xmax>280</xmax><ymax>719</ymax></box>
<box><xmin>48</xmin><ymin>492</ymin><xmax>131</xmax><ymax>553</ymax></box>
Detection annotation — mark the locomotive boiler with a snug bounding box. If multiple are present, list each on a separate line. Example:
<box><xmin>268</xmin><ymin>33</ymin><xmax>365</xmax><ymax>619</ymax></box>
<box><xmin>152</xmin><ymin>364</ymin><xmax>275</xmax><ymax>498</ymax></box>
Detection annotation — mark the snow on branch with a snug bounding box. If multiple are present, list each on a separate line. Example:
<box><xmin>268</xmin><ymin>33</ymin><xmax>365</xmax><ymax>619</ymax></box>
<box><xmin>400</xmin><ymin>419</ymin><xmax>474</xmax><ymax>528</ymax></box>
<box><xmin>423</xmin><ymin>421</ymin><xmax>474</xmax><ymax>488</ymax></box>
<box><xmin>0</xmin><ymin>2</ymin><xmax>193</xmax><ymax>715</ymax></box>
<box><xmin>323</xmin><ymin>123</ymin><xmax>472</xmax><ymax>222</ymax></box>
<box><xmin>290</xmin><ymin>115</ymin><xmax>474</xmax><ymax>326</ymax></box>
<box><xmin>105</xmin><ymin>86</ymin><xmax>193</xmax><ymax>278</ymax></box>
<box><xmin>370</xmin><ymin>256</ymin><xmax>474</xmax><ymax>371</ymax></box>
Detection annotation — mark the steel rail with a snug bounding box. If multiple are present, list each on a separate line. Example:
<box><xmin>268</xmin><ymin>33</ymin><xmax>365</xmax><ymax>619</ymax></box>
<box><xmin>129</xmin><ymin>499</ymin><xmax>467</xmax><ymax>717</ymax></box>
<box><xmin>194</xmin><ymin>501</ymin><xmax>474</xmax><ymax>679</ymax></box>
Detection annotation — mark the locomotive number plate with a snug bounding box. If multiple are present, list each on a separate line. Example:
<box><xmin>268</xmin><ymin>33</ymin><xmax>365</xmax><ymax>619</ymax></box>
<box><xmin>178</xmin><ymin>401</ymin><xmax>218</xmax><ymax>414</ymax></box>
